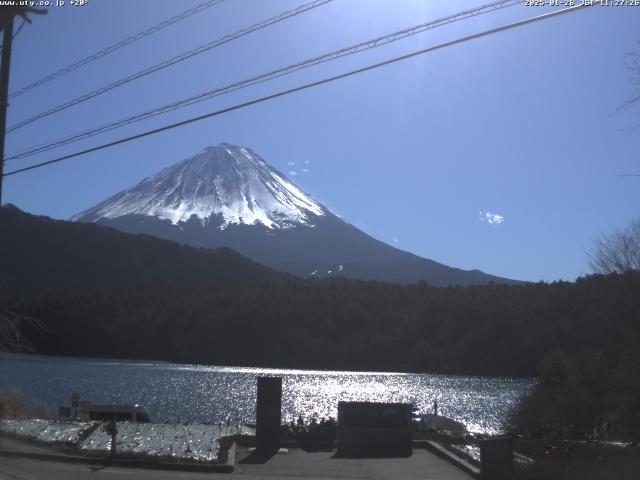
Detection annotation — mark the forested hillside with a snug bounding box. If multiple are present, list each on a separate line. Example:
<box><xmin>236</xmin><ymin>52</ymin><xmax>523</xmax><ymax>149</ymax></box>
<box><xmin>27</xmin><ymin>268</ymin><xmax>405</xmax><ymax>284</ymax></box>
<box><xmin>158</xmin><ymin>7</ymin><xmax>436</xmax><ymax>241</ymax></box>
<box><xmin>3</xmin><ymin>272</ymin><xmax>638</xmax><ymax>378</ymax></box>
<box><xmin>0</xmin><ymin>205</ymin><xmax>292</xmax><ymax>290</ymax></box>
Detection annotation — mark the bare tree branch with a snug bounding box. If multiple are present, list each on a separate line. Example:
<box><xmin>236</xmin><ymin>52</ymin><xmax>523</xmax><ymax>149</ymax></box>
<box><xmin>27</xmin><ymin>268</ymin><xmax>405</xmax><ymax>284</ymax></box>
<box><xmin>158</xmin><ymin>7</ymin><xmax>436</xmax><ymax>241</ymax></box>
<box><xmin>617</xmin><ymin>44</ymin><xmax>640</xmax><ymax>112</ymax></box>
<box><xmin>0</xmin><ymin>311</ymin><xmax>48</xmax><ymax>353</ymax></box>
<box><xmin>590</xmin><ymin>218</ymin><xmax>640</xmax><ymax>274</ymax></box>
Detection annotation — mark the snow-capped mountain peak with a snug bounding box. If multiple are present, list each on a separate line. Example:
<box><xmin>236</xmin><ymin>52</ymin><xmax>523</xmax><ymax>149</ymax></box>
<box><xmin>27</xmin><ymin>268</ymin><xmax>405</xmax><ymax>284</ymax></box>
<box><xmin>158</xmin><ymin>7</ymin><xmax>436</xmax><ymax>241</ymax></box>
<box><xmin>71</xmin><ymin>142</ymin><xmax>518</xmax><ymax>286</ymax></box>
<box><xmin>72</xmin><ymin>143</ymin><xmax>326</xmax><ymax>229</ymax></box>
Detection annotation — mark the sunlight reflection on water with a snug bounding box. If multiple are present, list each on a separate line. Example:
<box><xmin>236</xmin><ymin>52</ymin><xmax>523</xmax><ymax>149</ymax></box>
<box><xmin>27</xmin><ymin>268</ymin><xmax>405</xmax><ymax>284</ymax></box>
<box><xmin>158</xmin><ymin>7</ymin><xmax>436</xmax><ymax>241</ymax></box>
<box><xmin>0</xmin><ymin>353</ymin><xmax>531</xmax><ymax>434</ymax></box>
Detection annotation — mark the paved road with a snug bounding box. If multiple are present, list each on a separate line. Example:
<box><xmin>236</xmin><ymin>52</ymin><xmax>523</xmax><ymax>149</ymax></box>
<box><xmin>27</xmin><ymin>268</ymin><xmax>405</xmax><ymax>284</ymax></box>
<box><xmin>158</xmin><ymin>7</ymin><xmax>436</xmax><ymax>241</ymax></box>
<box><xmin>0</xmin><ymin>446</ymin><xmax>473</xmax><ymax>480</ymax></box>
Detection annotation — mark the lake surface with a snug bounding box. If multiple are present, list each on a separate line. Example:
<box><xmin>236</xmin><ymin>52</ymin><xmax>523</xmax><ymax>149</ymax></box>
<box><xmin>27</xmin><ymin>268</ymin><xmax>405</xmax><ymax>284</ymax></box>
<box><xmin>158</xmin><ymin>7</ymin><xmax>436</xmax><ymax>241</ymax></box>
<box><xmin>0</xmin><ymin>352</ymin><xmax>532</xmax><ymax>434</ymax></box>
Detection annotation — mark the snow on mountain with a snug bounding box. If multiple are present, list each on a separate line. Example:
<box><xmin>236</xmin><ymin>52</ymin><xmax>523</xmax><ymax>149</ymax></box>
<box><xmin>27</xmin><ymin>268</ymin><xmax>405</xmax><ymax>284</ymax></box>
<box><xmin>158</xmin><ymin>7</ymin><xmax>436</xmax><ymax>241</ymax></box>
<box><xmin>72</xmin><ymin>143</ymin><xmax>325</xmax><ymax>229</ymax></box>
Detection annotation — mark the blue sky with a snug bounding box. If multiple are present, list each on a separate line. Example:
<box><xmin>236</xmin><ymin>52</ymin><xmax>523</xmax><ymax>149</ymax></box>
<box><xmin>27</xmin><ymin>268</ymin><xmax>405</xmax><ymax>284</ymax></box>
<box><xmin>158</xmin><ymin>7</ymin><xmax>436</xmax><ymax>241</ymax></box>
<box><xmin>2</xmin><ymin>0</ymin><xmax>639</xmax><ymax>282</ymax></box>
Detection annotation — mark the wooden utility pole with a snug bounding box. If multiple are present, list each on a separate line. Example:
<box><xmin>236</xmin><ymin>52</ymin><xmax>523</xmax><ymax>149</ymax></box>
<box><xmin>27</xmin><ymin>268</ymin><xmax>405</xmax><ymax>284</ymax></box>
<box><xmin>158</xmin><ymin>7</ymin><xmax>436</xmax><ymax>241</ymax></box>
<box><xmin>0</xmin><ymin>7</ymin><xmax>46</xmax><ymax>206</ymax></box>
<box><xmin>0</xmin><ymin>10</ymin><xmax>15</xmax><ymax>206</ymax></box>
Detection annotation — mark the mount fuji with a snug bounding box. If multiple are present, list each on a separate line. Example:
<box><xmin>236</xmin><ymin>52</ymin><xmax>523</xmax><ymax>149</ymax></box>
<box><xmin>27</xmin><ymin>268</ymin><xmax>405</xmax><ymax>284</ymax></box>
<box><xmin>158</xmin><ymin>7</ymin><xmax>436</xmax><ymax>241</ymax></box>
<box><xmin>72</xmin><ymin>143</ymin><xmax>515</xmax><ymax>286</ymax></box>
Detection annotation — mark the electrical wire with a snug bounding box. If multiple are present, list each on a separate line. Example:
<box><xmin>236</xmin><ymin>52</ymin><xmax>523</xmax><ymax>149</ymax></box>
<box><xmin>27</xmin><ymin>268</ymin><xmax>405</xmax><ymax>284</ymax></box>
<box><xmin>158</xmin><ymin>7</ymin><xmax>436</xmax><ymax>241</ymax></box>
<box><xmin>8</xmin><ymin>0</ymin><xmax>226</xmax><ymax>99</ymax></box>
<box><xmin>6</xmin><ymin>0</ymin><xmax>520</xmax><ymax>161</ymax></box>
<box><xmin>12</xmin><ymin>18</ymin><xmax>26</xmax><ymax>39</ymax></box>
<box><xmin>0</xmin><ymin>17</ymin><xmax>27</xmax><ymax>50</ymax></box>
<box><xmin>6</xmin><ymin>0</ymin><xmax>334</xmax><ymax>134</ymax></box>
<box><xmin>2</xmin><ymin>2</ymin><xmax>595</xmax><ymax>179</ymax></box>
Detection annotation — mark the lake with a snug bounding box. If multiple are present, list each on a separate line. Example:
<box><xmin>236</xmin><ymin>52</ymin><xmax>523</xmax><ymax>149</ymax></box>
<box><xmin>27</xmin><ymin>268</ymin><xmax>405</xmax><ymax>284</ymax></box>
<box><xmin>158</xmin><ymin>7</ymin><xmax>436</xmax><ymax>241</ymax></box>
<box><xmin>0</xmin><ymin>352</ymin><xmax>532</xmax><ymax>434</ymax></box>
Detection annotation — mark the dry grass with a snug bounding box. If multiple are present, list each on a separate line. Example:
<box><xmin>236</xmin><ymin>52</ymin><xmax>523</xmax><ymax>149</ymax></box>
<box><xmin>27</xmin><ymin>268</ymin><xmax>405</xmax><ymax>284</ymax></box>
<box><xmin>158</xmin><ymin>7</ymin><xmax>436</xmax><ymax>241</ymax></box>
<box><xmin>0</xmin><ymin>390</ymin><xmax>23</xmax><ymax>419</ymax></box>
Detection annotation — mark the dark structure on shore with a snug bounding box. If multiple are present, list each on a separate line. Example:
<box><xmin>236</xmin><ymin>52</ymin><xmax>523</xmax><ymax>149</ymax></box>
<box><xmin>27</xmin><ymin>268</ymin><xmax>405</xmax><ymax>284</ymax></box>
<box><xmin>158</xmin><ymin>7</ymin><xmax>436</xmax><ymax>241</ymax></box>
<box><xmin>337</xmin><ymin>402</ymin><xmax>413</xmax><ymax>456</ymax></box>
<box><xmin>256</xmin><ymin>377</ymin><xmax>282</xmax><ymax>453</ymax></box>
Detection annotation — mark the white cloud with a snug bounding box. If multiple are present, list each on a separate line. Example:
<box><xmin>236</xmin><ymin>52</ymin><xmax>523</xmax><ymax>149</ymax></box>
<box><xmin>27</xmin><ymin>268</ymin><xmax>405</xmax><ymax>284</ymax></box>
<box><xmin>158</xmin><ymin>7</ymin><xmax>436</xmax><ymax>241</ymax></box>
<box><xmin>304</xmin><ymin>160</ymin><xmax>310</xmax><ymax>164</ymax></box>
<box><xmin>393</xmin><ymin>237</ymin><xmax>398</xmax><ymax>243</ymax></box>
<box><xmin>479</xmin><ymin>211</ymin><xmax>504</xmax><ymax>225</ymax></box>
<box><xmin>302</xmin><ymin>168</ymin><xmax>309</xmax><ymax>173</ymax></box>
<box><xmin>288</xmin><ymin>161</ymin><xmax>296</xmax><ymax>166</ymax></box>
<box><xmin>289</xmin><ymin>170</ymin><xmax>297</xmax><ymax>176</ymax></box>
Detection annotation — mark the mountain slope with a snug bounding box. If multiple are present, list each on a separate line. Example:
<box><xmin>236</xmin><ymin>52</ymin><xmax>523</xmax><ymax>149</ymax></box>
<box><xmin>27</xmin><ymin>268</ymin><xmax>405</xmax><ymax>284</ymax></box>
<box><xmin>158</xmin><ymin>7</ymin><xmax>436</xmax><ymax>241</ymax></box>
<box><xmin>0</xmin><ymin>205</ymin><xmax>292</xmax><ymax>292</ymax></box>
<box><xmin>73</xmin><ymin>143</ymin><xmax>518</xmax><ymax>286</ymax></box>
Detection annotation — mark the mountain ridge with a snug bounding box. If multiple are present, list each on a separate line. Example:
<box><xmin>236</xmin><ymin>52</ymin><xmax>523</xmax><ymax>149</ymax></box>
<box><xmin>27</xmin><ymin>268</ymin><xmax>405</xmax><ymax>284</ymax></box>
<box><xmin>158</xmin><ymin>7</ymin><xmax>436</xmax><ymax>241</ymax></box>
<box><xmin>0</xmin><ymin>204</ymin><xmax>293</xmax><ymax>292</ymax></box>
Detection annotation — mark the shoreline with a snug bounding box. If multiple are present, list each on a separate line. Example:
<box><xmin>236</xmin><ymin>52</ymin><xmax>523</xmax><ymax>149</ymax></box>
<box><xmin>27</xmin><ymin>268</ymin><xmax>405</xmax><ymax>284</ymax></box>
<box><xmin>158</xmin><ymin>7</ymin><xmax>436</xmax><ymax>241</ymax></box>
<box><xmin>3</xmin><ymin>419</ymin><xmax>638</xmax><ymax>480</ymax></box>
<box><xmin>0</xmin><ymin>351</ymin><xmax>535</xmax><ymax>380</ymax></box>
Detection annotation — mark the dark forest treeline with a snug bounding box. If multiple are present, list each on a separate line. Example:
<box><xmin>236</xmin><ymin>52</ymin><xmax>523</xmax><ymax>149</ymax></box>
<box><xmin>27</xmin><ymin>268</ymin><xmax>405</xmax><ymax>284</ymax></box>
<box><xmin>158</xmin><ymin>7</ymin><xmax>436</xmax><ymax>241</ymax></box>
<box><xmin>3</xmin><ymin>272</ymin><xmax>639</xmax><ymax>379</ymax></box>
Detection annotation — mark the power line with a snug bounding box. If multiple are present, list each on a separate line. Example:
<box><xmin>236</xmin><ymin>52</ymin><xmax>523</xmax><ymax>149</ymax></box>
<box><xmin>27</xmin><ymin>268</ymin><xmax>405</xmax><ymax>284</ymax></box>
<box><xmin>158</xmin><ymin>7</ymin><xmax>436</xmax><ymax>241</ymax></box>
<box><xmin>6</xmin><ymin>0</ymin><xmax>334</xmax><ymax>134</ymax></box>
<box><xmin>6</xmin><ymin>0</ymin><xmax>521</xmax><ymax>161</ymax></box>
<box><xmin>12</xmin><ymin>18</ymin><xmax>27</xmax><ymax>39</ymax></box>
<box><xmin>8</xmin><ymin>0</ymin><xmax>226</xmax><ymax>100</ymax></box>
<box><xmin>3</xmin><ymin>2</ymin><xmax>594</xmax><ymax>179</ymax></box>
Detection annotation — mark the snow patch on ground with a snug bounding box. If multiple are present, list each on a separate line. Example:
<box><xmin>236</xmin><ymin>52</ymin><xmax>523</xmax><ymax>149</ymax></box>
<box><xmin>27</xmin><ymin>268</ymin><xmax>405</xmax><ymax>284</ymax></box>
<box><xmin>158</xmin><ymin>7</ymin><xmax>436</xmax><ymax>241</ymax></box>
<box><xmin>0</xmin><ymin>419</ymin><xmax>253</xmax><ymax>462</ymax></box>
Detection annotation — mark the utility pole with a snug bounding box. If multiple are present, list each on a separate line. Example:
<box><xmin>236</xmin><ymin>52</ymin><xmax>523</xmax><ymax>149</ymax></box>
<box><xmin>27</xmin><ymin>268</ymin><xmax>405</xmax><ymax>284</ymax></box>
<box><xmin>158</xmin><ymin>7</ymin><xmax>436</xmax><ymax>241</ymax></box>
<box><xmin>0</xmin><ymin>10</ymin><xmax>15</xmax><ymax>207</ymax></box>
<box><xmin>0</xmin><ymin>7</ymin><xmax>46</xmax><ymax>207</ymax></box>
